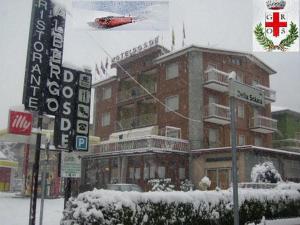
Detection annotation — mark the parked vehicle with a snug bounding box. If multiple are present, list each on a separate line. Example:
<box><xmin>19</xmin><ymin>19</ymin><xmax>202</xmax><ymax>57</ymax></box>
<box><xmin>106</xmin><ymin>183</ymin><xmax>142</xmax><ymax>192</ymax></box>
<box><xmin>238</xmin><ymin>182</ymin><xmax>277</xmax><ymax>189</ymax></box>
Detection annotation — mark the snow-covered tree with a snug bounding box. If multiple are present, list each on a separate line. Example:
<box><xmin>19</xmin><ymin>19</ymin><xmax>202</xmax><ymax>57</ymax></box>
<box><xmin>148</xmin><ymin>178</ymin><xmax>175</xmax><ymax>191</ymax></box>
<box><xmin>198</xmin><ymin>176</ymin><xmax>211</xmax><ymax>191</ymax></box>
<box><xmin>180</xmin><ymin>179</ymin><xmax>194</xmax><ymax>191</ymax></box>
<box><xmin>251</xmin><ymin>161</ymin><xmax>282</xmax><ymax>183</ymax></box>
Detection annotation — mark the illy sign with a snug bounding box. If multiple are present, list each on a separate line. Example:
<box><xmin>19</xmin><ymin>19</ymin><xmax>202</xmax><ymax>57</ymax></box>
<box><xmin>8</xmin><ymin>111</ymin><xmax>33</xmax><ymax>136</ymax></box>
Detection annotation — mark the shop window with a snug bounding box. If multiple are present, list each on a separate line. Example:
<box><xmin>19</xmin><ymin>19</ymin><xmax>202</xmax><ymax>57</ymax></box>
<box><xmin>144</xmin><ymin>166</ymin><xmax>149</xmax><ymax>180</ymax></box>
<box><xmin>129</xmin><ymin>167</ymin><xmax>134</xmax><ymax>179</ymax></box>
<box><xmin>179</xmin><ymin>167</ymin><xmax>185</xmax><ymax>180</ymax></box>
<box><xmin>158</xmin><ymin>166</ymin><xmax>166</xmax><ymax>178</ymax></box>
<box><xmin>135</xmin><ymin>168</ymin><xmax>141</xmax><ymax>179</ymax></box>
<box><xmin>165</xmin><ymin>95</ymin><xmax>179</xmax><ymax>112</ymax></box>
<box><xmin>166</xmin><ymin>62</ymin><xmax>179</xmax><ymax>80</ymax></box>
<box><xmin>150</xmin><ymin>166</ymin><xmax>156</xmax><ymax>179</ymax></box>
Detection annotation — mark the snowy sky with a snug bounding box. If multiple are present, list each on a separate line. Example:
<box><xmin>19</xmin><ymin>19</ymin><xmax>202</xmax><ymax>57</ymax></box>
<box><xmin>0</xmin><ymin>0</ymin><xmax>300</xmax><ymax>129</ymax></box>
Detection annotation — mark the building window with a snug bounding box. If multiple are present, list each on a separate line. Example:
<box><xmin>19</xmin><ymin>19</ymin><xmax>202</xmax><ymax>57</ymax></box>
<box><xmin>158</xmin><ymin>166</ymin><xmax>165</xmax><ymax>178</ymax></box>
<box><xmin>207</xmin><ymin>63</ymin><xmax>217</xmax><ymax>70</ymax></box>
<box><xmin>179</xmin><ymin>167</ymin><xmax>185</xmax><ymax>180</ymax></box>
<box><xmin>237</xmin><ymin>104</ymin><xmax>244</xmax><ymax>118</ymax></box>
<box><xmin>255</xmin><ymin>136</ymin><xmax>262</xmax><ymax>146</ymax></box>
<box><xmin>209</xmin><ymin>128</ymin><xmax>219</xmax><ymax>147</ymax></box>
<box><xmin>166</xmin><ymin>62</ymin><xmax>179</xmax><ymax>80</ymax></box>
<box><xmin>166</xmin><ymin>126</ymin><xmax>181</xmax><ymax>138</ymax></box>
<box><xmin>101</xmin><ymin>112</ymin><xmax>110</xmax><ymax>127</ymax></box>
<box><xmin>165</xmin><ymin>95</ymin><xmax>179</xmax><ymax>112</ymax></box>
<box><xmin>102</xmin><ymin>86</ymin><xmax>112</xmax><ymax>100</ymax></box>
<box><xmin>238</xmin><ymin>135</ymin><xmax>245</xmax><ymax>146</ymax></box>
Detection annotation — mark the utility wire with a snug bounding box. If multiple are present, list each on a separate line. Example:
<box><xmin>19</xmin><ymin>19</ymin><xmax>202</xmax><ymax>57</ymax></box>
<box><xmin>66</xmin><ymin>8</ymin><xmax>203</xmax><ymax>123</ymax></box>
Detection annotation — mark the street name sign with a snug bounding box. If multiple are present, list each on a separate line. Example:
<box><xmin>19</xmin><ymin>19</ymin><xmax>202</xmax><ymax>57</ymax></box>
<box><xmin>229</xmin><ymin>79</ymin><xmax>265</xmax><ymax>107</ymax></box>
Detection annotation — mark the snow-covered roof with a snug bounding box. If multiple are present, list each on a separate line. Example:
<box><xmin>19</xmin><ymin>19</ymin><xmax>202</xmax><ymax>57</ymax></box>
<box><xmin>272</xmin><ymin>108</ymin><xmax>300</xmax><ymax>118</ymax></box>
<box><xmin>154</xmin><ymin>44</ymin><xmax>276</xmax><ymax>75</ymax></box>
<box><xmin>92</xmin><ymin>75</ymin><xmax>117</xmax><ymax>88</ymax></box>
<box><xmin>192</xmin><ymin>145</ymin><xmax>300</xmax><ymax>157</ymax></box>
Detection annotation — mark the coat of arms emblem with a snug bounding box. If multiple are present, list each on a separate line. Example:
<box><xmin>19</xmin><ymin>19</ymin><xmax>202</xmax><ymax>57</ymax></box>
<box><xmin>253</xmin><ymin>0</ymin><xmax>299</xmax><ymax>51</ymax></box>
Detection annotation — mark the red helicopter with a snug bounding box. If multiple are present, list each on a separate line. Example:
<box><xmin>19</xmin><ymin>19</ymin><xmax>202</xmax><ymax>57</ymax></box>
<box><xmin>94</xmin><ymin>16</ymin><xmax>133</xmax><ymax>28</ymax></box>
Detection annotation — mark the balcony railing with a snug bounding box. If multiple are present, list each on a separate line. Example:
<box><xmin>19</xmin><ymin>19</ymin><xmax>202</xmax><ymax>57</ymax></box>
<box><xmin>250</xmin><ymin>115</ymin><xmax>277</xmax><ymax>133</ymax></box>
<box><xmin>203</xmin><ymin>68</ymin><xmax>229</xmax><ymax>92</ymax></box>
<box><xmin>255</xmin><ymin>84</ymin><xmax>276</xmax><ymax>103</ymax></box>
<box><xmin>116</xmin><ymin>113</ymin><xmax>157</xmax><ymax>131</ymax></box>
<box><xmin>204</xmin><ymin>103</ymin><xmax>230</xmax><ymax>125</ymax></box>
<box><xmin>93</xmin><ymin>135</ymin><xmax>190</xmax><ymax>154</ymax></box>
<box><xmin>273</xmin><ymin>139</ymin><xmax>300</xmax><ymax>151</ymax></box>
<box><xmin>118</xmin><ymin>84</ymin><xmax>157</xmax><ymax>103</ymax></box>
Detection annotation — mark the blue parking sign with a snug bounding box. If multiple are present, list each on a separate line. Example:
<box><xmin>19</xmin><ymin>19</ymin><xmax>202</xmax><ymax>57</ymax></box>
<box><xmin>76</xmin><ymin>136</ymin><xmax>88</xmax><ymax>150</ymax></box>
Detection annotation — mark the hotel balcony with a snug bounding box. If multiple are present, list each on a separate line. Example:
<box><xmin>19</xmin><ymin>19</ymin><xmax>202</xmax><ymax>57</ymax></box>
<box><xmin>116</xmin><ymin>113</ymin><xmax>157</xmax><ymax>131</ymax></box>
<box><xmin>204</xmin><ymin>103</ymin><xmax>230</xmax><ymax>125</ymax></box>
<box><xmin>118</xmin><ymin>84</ymin><xmax>157</xmax><ymax>103</ymax></box>
<box><xmin>203</xmin><ymin>68</ymin><xmax>229</xmax><ymax>92</ymax></box>
<box><xmin>254</xmin><ymin>84</ymin><xmax>276</xmax><ymax>104</ymax></box>
<box><xmin>93</xmin><ymin>135</ymin><xmax>190</xmax><ymax>155</ymax></box>
<box><xmin>250</xmin><ymin>115</ymin><xmax>277</xmax><ymax>133</ymax></box>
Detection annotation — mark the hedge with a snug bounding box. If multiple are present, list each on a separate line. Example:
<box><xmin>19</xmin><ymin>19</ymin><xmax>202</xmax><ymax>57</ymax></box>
<box><xmin>61</xmin><ymin>189</ymin><xmax>300</xmax><ymax>225</ymax></box>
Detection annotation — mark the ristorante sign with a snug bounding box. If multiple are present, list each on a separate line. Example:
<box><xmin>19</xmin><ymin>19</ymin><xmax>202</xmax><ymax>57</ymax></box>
<box><xmin>22</xmin><ymin>0</ymin><xmax>52</xmax><ymax>111</ymax></box>
<box><xmin>111</xmin><ymin>36</ymin><xmax>159</xmax><ymax>63</ymax></box>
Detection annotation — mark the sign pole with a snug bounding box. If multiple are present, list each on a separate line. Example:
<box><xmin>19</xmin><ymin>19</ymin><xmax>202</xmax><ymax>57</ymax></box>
<box><xmin>63</xmin><ymin>149</ymin><xmax>72</xmax><ymax>209</ymax></box>
<box><xmin>29</xmin><ymin>112</ymin><xmax>43</xmax><ymax>225</ymax></box>
<box><xmin>229</xmin><ymin>78</ymin><xmax>239</xmax><ymax>225</ymax></box>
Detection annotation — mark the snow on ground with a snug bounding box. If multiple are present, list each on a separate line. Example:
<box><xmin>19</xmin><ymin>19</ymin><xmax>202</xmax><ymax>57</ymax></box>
<box><xmin>249</xmin><ymin>217</ymin><xmax>300</xmax><ymax>225</ymax></box>
<box><xmin>0</xmin><ymin>192</ymin><xmax>64</xmax><ymax>225</ymax></box>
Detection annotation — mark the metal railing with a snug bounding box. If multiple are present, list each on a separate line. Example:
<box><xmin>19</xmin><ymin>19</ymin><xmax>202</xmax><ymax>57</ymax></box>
<box><xmin>204</xmin><ymin>103</ymin><xmax>230</xmax><ymax>120</ymax></box>
<box><xmin>93</xmin><ymin>135</ymin><xmax>190</xmax><ymax>154</ymax></box>
<box><xmin>204</xmin><ymin>68</ymin><xmax>229</xmax><ymax>84</ymax></box>
<box><xmin>250</xmin><ymin>115</ymin><xmax>277</xmax><ymax>131</ymax></box>
<box><xmin>116</xmin><ymin>113</ymin><xmax>157</xmax><ymax>131</ymax></box>
<box><xmin>255</xmin><ymin>84</ymin><xmax>276</xmax><ymax>102</ymax></box>
<box><xmin>117</xmin><ymin>84</ymin><xmax>157</xmax><ymax>103</ymax></box>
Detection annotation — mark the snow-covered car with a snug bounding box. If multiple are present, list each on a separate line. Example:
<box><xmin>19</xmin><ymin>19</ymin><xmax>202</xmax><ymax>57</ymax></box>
<box><xmin>106</xmin><ymin>183</ymin><xmax>143</xmax><ymax>192</ymax></box>
<box><xmin>238</xmin><ymin>182</ymin><xmax>277</xmax><ymax>189</ymax></box>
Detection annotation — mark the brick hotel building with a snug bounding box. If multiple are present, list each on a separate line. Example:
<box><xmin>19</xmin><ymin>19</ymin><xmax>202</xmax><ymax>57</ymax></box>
<box><xmin>80</xmin><ymin>44</ymin><xmax>300</xmax><ymax>191</ymax></box>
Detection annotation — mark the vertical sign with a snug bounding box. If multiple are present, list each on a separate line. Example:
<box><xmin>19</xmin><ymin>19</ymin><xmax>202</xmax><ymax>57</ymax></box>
<box><xmin>22</xmin><ymin>0</ymin><xmax>52</xmax><ymax>111</ymax></box>
<box><xmin>54</xmin><ymin>67</ymin><xmax>78</xmax><ymax>149</ymax></box>
<box><xmin>44</xmin><ymin>3</ymin><xmax>66</xmax><ymax>115</ymax></box>
<box><xmin>74</xmin><ymin>71</ymin><xmax>92</xmax><ymax>151</ymax></box>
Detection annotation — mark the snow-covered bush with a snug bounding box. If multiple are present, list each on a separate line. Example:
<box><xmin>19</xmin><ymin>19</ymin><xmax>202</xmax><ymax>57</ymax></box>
<box><xmin>198</xmin><ymin>176</ymin><xmax>211</xmax><ymax>191</ymax></box>
<box><xmin>61</xmin><ymin>189</ymin><xmax>300</xmax><ymax>225</ymax></box>
<box><xmin>251</xmin><ymin>161</ymin><xmax>282</xmax><ymax>183</ymax></box>
<box><xmin>180</xmin><ymin>179</ymin><xmax>194</xmax><ymax>191</ymax></box>
<box><xmin>148</xmin><ymin>178</ymin><xmax>175</xmax><ymax>191</ymax></box>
